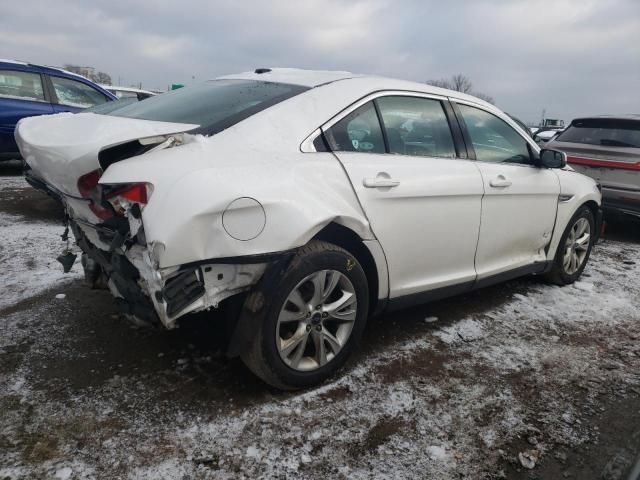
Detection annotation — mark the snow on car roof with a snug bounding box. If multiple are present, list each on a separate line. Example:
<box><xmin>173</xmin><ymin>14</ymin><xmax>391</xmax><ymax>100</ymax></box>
<box><xmin>41</xmin><ymin>65</ymin><xmax>91</xmax><ymax>80</ymax></box>
<box><xmin>0</xmin><ymin>58</ymin><xmax>29</xmax><ymax>65</ymax></box>
<box><xmin>0</xmin><ymin>59</ymin><xmax>92</xmax><ymax>81</ymax></box>
<box><xmin>218</xmin><ymin>68</ymin><xmax>495</xmax><ymax>109</ymax></box>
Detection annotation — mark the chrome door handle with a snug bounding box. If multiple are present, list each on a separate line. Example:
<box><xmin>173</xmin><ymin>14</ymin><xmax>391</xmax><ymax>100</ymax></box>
<box><xmin>363</xmin><ymin>178</ymin><xmax>400</xmax><ymax>188</ymax></box>
<box><xmin>489</xmin><ymin>175</ymin><xmax>512</xmax><ymax>188</ymax></box>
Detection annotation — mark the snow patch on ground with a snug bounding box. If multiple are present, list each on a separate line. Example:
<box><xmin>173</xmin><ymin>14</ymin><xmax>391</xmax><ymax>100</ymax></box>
<box><xmin>434</xmin><ymin>317</ymin><xmax>485</xmax><ymax>344</ymax></box>
<box><xmin>0</xmin><ymin>212</ymin><xmax>81</xmax><ymax>310</ymax></box>
<box><xmin>0</xmin><ymin>175</ymin><xmax>30</xmax><ymax>191</ymax></box>
<box><xmin>1</xmin><ymin>174</ymin><xmax>639</xmax><ymax>480</ymax></box>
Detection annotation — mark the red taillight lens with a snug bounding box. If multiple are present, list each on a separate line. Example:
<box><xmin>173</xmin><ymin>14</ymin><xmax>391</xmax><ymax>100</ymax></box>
<box><xmin>567</xmin><ymin>155</ymin><xmax>640</xmax><ymax>171</ymax></box>
<box><xmin>105</xmin><ymin>183</ymin><xmax>151</xmax><ymax>215</ymax></box>
<box><xmin>77</xmin><ymin>169</ymin><xmax>102</xmax><ymax>197</ymax></box>
<box><xmin>77</xmin><ymin>169</ymin><xmax>112</xmax><ymax>220</ymax></box>
<box><xmin>108</xmin><ymin>183</ymin><xmax>148</xmax><ymax>204</ymax></box>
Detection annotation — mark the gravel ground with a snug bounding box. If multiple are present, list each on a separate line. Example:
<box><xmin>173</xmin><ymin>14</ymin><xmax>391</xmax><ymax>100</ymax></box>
<box><xmin>1</xmin><ymin>161</ymin><xmax>639</xmax><ymax>479</ymax></box>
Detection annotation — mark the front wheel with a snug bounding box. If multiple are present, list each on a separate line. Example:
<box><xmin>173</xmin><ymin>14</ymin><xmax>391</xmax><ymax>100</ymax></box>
<box><xmin>240</xmin><ymin>241</ymin><xmax>369</xmax><ymax>390</ymax></box>
<box><xmin>545</xmin><ymin>206</ymin><xmax>595</xmax><ymax>285</ymax></box>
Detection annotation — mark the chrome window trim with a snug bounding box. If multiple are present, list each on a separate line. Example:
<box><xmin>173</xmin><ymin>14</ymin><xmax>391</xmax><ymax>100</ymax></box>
<box><xmin>300</xmin><ymin>89</ymin><xmax>450</xmax><ymax>153</ymax></box>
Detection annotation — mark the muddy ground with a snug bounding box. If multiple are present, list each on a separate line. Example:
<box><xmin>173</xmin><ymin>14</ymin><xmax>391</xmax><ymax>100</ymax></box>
<box><xmin>1</xmin><ymin>160</ymin><xmax>639</xmax><ymax>479</ymax></box>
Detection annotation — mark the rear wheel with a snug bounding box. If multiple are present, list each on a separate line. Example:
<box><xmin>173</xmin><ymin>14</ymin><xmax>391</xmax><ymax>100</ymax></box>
<box><xmin>240</xmin><ymin>240</ymin><xmax>369</xmax><ymax>390</ymax></box>
<box><xmin>545</xmin><ymin>206</ymin><xmax>595</xmax><ymax>285</ymax></box>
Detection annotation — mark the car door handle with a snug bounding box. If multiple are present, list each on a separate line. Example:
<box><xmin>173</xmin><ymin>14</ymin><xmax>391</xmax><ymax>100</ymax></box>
<box><xmin>363</xmin><ymin>177</ymin><xmax>400</xmax><ymax>188</ymax></box>
<box><xmin>489</xmin><ymin>175</ymin><xmax>512</xmax><ymax>188</ymax></box>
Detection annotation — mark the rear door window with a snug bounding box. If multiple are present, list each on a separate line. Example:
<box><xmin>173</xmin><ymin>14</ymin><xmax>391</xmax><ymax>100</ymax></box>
<box><xmin>376</xmin><ymin>96</ymin><xmax>456</xmax><ymax>158</ymax></box>
<box><xmin>325</xmin><ymin>102</ymin><xmax>385</xmax><ymax>154</ymax></box>
<box><xmin>555</xmin><ymin>119</ymin><xmax>640</xmax><ymax>148</ymax></box>
<box><xmin>0</xmin><ymin>70</ymin><xmax>46</xmax><ymax>102</ymax></box>
<box><xmin>50</xmin><ymin>76</ymin><xmax>110</xmax><ymax>108</ymax></box>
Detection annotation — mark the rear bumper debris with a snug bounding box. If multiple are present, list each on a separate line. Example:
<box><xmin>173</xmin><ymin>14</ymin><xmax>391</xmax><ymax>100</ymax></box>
<box><xmin>70</xmin><ymin>218</ymin><xmax>267</xmax><ymax>329</ymax></box>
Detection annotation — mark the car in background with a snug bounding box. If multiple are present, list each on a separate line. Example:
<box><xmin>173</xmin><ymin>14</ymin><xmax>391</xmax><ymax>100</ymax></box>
<box><xmin>534</xmin><ymin>129</ymin><xmax>562</xmax><ymax>145</ymax></box>
<box><xmin>17</xmin><ymin>68</ymin><xmax>601</xmax><ymax>389</ymax></box>
<box><xmin>547</xmin><ymin>115</ymin><xmax>640</xmax><ymax>219</ymax></box>
<box><xmin>531</xmin><ymin>118</ymin><xmax>566</xmax><ymax>145</ymax></box>
<box><xmin>0</xmin><ymin>59</ymin><xmax>116</xmax><ymax>160</ymax></box>
<box><xmin>99</xmin><ymin>85</ymin><xmax>157</xmax><ymax>101</ymax></box>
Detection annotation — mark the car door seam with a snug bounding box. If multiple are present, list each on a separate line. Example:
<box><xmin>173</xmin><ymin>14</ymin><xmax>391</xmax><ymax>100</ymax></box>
<box><xmin>327</xmin><ymin>149</ymin><xmax>391</xmax><ymax>300</ymax></box>
<box><xmin>471</xmin><ymin>161</ymin><xmax>485</xmax><ymax>285</ymax></box>
<box><xmin>545</xmin><ymin>170</ymin><xmax>562</xmax><ymax>256</ymax></box>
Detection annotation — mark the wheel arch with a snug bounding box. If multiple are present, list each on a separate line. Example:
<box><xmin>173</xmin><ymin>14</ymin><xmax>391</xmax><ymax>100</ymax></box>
<box><xmin>582</xmin><ymin>199</ymin><xmax>600</xmax><ymax>220</ymax></box>
<box><xmin>547</xmin><ymin>198</ymin><xmax>601</xmax><ymax>260</ymax></box>
<box><xmin>312</xmin><ymin>222</ymin><xmax>387</xmax><ymax>315</ymax></box>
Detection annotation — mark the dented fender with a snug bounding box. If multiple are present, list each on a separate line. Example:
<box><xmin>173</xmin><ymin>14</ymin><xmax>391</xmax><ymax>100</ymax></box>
<box><xmin>99</xmin><ymin>136</ymin><xmax>375</xmax><ymax>270</ymax></box>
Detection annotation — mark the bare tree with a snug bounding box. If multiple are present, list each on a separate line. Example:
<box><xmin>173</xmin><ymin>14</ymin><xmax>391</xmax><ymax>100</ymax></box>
<box><xmin>470</xmin><ymin>91</ymin><xmax>495</xmax><ymax>104</ymax></box>
<box><xmin>450</xmin><ymin>74</ymin><xmax>473</xmax><ymax>94</ymax></box>
<box><xmin>426</xmin><ymin>78</ymin><xmax>452</xmax><ymax>90</ymax></box>
<box><xmin>94</xmin><ymin>72</ymin><xmax>112</xmax><ymax>85</ymax></box>
<box><xmin>426</xmin><ymin>74</ymin><xmax>494</xmax><ymax>104</ymax></box>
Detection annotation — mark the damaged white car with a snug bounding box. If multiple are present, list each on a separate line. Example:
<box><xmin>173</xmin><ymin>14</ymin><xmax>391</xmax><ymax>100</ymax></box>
<box><xmin>17</xmin><ymin>68</ymin><xmax>602</xmax><ymax>389</ymax></box>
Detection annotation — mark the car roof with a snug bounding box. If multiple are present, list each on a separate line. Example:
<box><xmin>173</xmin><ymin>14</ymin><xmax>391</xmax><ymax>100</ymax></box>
<box><xmin>571</xmin><ymin>114</ymin><xmax>640</xmax><ymax>123</ymax></box>
<box><xmin>0</xmin><ymin>58</ymin><xmax>92</xmax><ymax>81</ymax></box>
<box><xmin>218</xmin><ymin>68</ymin><xmax>361</xmax><ymax>87</ymax></box>
<box><xmin>218</xmin><ymin>68</ymin><xmax>494</xmax><ymax>109</ymax></box>
<box><xmin>0</xmin><ymin>58</ymin><xmax>29</xmax><ymax>66</ymax></box>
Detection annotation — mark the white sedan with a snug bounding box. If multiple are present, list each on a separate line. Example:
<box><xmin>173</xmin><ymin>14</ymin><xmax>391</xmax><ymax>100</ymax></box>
<box><xmin>16</xmin><ymin>68</ymin><xmax>602</xmax><ymax>389</ymax></box>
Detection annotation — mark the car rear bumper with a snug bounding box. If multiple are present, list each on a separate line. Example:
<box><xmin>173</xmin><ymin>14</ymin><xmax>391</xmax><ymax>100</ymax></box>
<box><xmin>69</xmin><ymin>215</ymin><xmax>271</xmax><ymax>329</ymax></box>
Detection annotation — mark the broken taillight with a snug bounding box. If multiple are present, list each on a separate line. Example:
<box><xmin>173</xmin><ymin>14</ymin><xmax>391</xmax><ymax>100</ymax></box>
<box><xmin>105</xmin><ymin>183</ymin><xmax>152</xmax><ymax>215</ymax></box>
<box><xmin>77</xmin><ymin>169</ymin><xmax>112</xmax><ymax>220</ymax></box>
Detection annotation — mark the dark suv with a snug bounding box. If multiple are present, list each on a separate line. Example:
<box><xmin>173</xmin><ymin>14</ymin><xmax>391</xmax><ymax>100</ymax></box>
<box><xmin>0</xmin><ymin>59</ymin><xmax>116</xmax><ymax>160</ymax></box>
<box><xmin>548</xmin><ymin>115</ymin><xmax>640</xmax><ymax>219</ymax></box>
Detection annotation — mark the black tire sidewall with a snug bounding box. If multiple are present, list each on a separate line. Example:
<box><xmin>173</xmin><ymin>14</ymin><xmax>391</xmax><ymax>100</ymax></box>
<box><xmin>555</xmin><ymin>206</ymin><xmax>595</xmax><ymax>283</ymax></box>
<box><xmin>259</xmin><ymin>247</ymin><xmax>369</xmax><ymax>388</ymax></box>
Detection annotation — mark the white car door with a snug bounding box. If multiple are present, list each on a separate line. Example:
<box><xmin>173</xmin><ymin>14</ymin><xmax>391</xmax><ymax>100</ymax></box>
<box><xmin>324</xmin><ymin>95</ymin><xmax>484</xmax><ymax>300</ymax></box>
<box><xmin>454</xmin><ymin>102</ymin><xmax>560</xmax><ymax>281</ymax></box>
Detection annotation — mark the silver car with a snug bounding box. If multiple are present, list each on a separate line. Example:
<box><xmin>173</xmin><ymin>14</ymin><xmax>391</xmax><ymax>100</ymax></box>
<box><xmin>548</xmin><ymin>115</ymin><xmax>640</xmax><ymax>219</ymax></box>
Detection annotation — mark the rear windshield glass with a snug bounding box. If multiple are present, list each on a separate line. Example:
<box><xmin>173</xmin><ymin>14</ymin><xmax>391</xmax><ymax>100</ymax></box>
<box><xmin>555</xmin><ymin>118</ymin><xmax>640</xmax><ymax>148</ymax></box>
<box><xmin>100</xmin><ymin>80</ymin><xmax>308</xmax><ymax>135</ymax></box>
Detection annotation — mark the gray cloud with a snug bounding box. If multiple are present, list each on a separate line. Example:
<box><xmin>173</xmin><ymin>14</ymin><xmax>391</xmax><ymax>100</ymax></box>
<box><xmin>1</xmin><ymin>0</ymin><xmax>638</xmax><ymax>123</ymax></box>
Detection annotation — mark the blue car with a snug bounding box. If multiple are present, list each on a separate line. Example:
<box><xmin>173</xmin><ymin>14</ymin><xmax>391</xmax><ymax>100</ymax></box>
<box><xmin>0</xmin><ymin>59</ymin><xmax>117</xmax><ymax>160</ymax></box>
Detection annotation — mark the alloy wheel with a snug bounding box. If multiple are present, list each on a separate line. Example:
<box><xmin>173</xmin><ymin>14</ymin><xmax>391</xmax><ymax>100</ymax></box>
<box><xmin>563</xmin><ymin>217</ymin><xmax>591</xmax><ymax>275</ymax></box>
<box><xmin>276</xmin><ymin>270</ymin><xmax>357</xmax><ymax>371</ymax></box>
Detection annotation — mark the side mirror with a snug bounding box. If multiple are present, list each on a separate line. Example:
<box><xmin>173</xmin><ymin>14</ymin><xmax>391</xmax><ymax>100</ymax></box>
<box><xmin>539</xmin><ymin>148</ymin><xmax>567</xmax><ymax>169</ymax></box>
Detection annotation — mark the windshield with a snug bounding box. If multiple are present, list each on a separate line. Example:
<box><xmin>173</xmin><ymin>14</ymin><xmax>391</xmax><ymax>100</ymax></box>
<box><xmin>99</xmin><ymin>79</ymin><xmax>308</xmax><ymax>135</ymax></box>
<box><xmin>556</xmin><ymin>118</ymin><xmax>640</xmax><ymax>148</ymax></box>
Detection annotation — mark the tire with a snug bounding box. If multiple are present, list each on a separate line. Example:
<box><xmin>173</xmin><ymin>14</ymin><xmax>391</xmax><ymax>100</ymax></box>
<box><xmin>545</xmin><ymin>206</ymin><xmax>595</xmax><ymax>285</ymax></box>
<box><xmin>240</xmin><ymin>240</ymin><xmax>369</xmax><ymax>390</ymax></box>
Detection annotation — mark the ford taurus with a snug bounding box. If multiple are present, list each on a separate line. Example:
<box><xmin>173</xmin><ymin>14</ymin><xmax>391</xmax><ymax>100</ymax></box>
<box><xmin>16</xmin><ymin>68</ymin><xmax>602</xmax><ymax>389</ymax></box>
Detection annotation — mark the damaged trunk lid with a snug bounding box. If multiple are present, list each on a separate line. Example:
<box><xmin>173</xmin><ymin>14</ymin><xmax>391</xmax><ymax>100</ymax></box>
<box><xmin>15</xmin><ymin>111</ymin><xmax>198</xmax><ymax>197</ymax></box>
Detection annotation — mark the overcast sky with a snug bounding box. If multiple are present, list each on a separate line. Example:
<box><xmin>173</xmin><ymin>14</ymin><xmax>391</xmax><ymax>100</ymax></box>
<box><xmin>2</xmin><ymin>0</ymin><xmax>638</xmax><ymax>124</ymax></box>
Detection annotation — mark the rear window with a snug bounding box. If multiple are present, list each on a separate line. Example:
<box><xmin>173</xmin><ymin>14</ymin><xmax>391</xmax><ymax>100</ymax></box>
<box><xmin>103</xmin><ymin>80</ymin><xmax>308</xmax><ymax>135</ymax></box>
<box><xmin>555</xmin><ymin>118</ymin><xmax>640</xmax><ymax>148</ymax></box>
<box><xmin>0</xmin><ymin>70</ymin><xmax>45</xmax><ymax>102</ymax></box>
